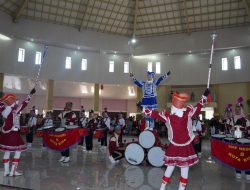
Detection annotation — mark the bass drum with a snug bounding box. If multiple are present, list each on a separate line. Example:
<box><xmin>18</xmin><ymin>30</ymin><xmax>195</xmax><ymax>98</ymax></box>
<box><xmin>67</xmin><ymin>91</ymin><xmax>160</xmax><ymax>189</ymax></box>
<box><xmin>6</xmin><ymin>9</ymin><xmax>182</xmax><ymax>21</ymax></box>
<box><xmin>125</xmin><ymin>143</ymin><xmax>145</xmax><ymax>165</ymax></box>
<box><xmin>93</xmin><ymin>129</ymin><xmax>105</xmax><ymax>138</ymax></box>
<box><xmin>147</xmin><ymin>146</ymin><xmax>165</xmax><ymax>167</ymax></box>
<box><xmin>124</xmin><ymin>166</ymin><xmax>144</xmax><ymax>188</ymax></box>
<box><xmin>66</xmin><ymin>125</ymin><xmax>79</xmax><ymax>129</ymax></box>
<box><xmin>139</xmin><ymin>130</ymin><xmax>157</xmax><ymax>149</ymax></box>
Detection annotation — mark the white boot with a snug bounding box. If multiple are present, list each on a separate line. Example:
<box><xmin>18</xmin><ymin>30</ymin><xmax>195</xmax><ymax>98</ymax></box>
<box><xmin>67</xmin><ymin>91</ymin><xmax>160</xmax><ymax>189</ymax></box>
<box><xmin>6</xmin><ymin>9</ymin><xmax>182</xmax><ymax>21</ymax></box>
<box><xmin>160</xmin><ymin>183</ymin><xmax>166</xmax><ymax>190</ymax></box>
<box><xmin>58</xmin><ymin>156</ymin><xmax>65</xmax><ymax>162</ymax></box>
<box><xmin>3</xmin><ymin>159</ymin><xmax>10</xmax><ymax>176</ymax></box>
<box><xmin>109</xmin><ymin>156</ymin><xmax>116</xmax><ymax>164</ymax></box>
<box><xmin>9</xmin><ymin>162</ymin><xmax>23</xmax><ymax>177</ymax></box>
<box><xmin>246</xmin><ymin>174</ymin><xmax>250</xmax><ymax>180</ymax></box>
<box><xmin>178</xmin><ymin>182</ymin><xmax>187</xmax><ymax>190</ymax></box>
<box><xmin>235</xmin><ymin>172</ymin><xmax>242</xmax><ymax>179</ymax></box>
<box><xmin>63</xmin><ymin>157</ymin><xmax>70</xmax><ymax>163</ymax></box>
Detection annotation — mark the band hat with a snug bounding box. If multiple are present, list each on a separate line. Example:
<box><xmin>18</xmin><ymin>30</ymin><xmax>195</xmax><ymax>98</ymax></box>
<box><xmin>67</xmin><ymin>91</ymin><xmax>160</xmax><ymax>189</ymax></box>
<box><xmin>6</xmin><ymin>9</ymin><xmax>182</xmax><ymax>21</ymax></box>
<box><xmin>1</xmin><ymin>94</ymin><xmax>17</xmax><ymax>106</ymax></box>
<box><xmin>172</xmin><ymin>92</ymin><xmax>189</xmax><ymax>109</ymax></box>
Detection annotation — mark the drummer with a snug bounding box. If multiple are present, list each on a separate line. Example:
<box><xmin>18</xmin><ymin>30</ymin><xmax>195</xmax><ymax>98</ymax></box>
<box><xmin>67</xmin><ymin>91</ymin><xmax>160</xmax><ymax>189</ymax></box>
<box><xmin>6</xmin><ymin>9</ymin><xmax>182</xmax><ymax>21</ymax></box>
<box><xmin>85</xmin><ymin>110</ymin><xmax>96</xmax><ymax>153</ymax></box>
<box><xmin>42</xmin><ymin>111</ymin><xmax>53</xmax><ymax>149</ymax></box>
<box><xmin>100</xmin><ymin>111</ymin><xmax>111</xmax><ymax>150</ymax></box>
<box><xmin>58</xmin><ymin>101</ymin><xmax>77</xmax><ymax>163</ymax></box>
<box><xmin>232</xmin><ymin>97</ymin><xmax>250</xmax><ymax>180</ymax></box>
<box><xmin>26</xmin><ymin>107</ymin><xmax>37</xmax><ymax>148</ymax></box>
<box><xmin>78</xmin><ymin>108</ymin><xmax>88</xmax><ymax>151</ymax></box>
<box><xmin>192</xmin><ymin>116</ymin><xmax>205</xmax><ymax>158</ymax></box>
<box><xmin>108</xmin><ymin>125</ymin><xmax>125</xmax><ymax>164</ymax></box>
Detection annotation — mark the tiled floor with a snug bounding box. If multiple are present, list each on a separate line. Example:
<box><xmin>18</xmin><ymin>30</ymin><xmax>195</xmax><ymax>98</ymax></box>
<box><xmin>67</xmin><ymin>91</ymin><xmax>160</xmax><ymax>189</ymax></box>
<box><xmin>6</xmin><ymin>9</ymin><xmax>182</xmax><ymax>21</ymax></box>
<box><xmin>0</xmin><ymin>136</ymin><xmax>249</xmax><ymax>190</ymax></box>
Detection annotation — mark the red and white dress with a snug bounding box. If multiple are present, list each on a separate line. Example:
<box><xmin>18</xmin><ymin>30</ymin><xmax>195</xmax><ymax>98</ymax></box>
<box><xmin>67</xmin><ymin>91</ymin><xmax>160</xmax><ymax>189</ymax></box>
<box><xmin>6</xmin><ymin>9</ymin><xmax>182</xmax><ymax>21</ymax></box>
<box><xmin>147</xmin><ymin>96</ymin><xmax>207</xmax><ymax>167</ymax></box>
<box><xmin>0</xmin><ymin>95</ymin><xmax>32</xmax><ymax>152</ymax></box>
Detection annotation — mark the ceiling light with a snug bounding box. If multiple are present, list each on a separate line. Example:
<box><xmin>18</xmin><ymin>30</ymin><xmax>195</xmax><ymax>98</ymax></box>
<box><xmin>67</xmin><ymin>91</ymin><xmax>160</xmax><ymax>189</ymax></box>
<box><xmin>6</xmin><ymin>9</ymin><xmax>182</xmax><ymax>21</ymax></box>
<box><xmin>189</xmin><ymin>50</ymin><xmax>192</xmax><ymax>54</ymax></box>
<box><xmin>0</xmin><ymin>33</ymin><xmax>11</xmax><ymax>40</ymax></box>
<box><xmin>131</xmin><ymin>38</ymin><xmax>137</xmax><ymax>44</ymax></box>
<box><xmin>30</xmin><ymin>38</ymin><xmax>34</xmax><ymax>42</ymax></box>
<box><xmin>77</xmin><ymin>46</ymin><xmax>80</xmax><ymax>50</ymax></box>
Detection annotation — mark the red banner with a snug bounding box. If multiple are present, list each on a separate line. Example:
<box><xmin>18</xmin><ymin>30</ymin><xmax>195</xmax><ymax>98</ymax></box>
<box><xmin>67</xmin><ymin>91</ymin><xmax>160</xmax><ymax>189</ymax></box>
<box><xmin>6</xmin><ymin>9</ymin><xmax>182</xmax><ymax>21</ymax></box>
<box><xmin>43</xmin><ymin>128</ymin><xmax>80</xmax><ymax>151</ymax></box>
<box><xmin>211</xmin><ymin>139</ymin><xmax>250</xmax><ymax>171</ymax></box>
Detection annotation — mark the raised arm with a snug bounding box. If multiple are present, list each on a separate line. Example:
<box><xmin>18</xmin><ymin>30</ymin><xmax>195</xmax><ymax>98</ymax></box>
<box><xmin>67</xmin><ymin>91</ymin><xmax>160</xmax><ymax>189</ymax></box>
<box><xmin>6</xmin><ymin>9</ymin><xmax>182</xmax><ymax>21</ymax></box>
<box><xmin>144</xmin><ymin>109</ymin><xmax>170</xmax><ymax>123</ymax></box>
<box><xmin>186</xmin><ymin>89</ymin><xmax>209</xmax><ymax>118</ymax></box>
<box><xmin>130</xmin><ymin>73</ymin><xmax>143</xmax><ymax>88</ymax></box>
<box><xmin>16</xmin><ymin>88</ymin><xmax>36</xmax><ymax>114</ymax></box>
<box><xmin>155</xmin><ymin>70</ymin><xmax>171</xmax><ymax>86</ymax></box>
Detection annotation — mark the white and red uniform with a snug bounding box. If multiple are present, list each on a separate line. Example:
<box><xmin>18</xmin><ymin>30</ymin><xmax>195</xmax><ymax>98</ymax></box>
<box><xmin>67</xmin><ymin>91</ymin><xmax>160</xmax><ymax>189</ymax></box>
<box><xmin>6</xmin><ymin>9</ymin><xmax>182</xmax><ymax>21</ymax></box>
<box><xmin>147</xmin><ymin>97</ymin><xmax>206</xmax><ymax>167</ymax></box>
<box><xmin>0</xmin><ymin>94</ymin><xmax>31</xmax><ymax>152</ymax></box>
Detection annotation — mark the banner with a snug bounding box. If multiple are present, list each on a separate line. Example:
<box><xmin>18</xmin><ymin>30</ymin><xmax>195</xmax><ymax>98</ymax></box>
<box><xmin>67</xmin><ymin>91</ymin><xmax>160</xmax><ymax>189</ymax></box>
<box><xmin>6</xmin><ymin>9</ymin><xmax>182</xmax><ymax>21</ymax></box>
<box><xmin>43</xmin><ymin>128</ymin><xmax>80</xmax><ymax>151</ymax></box>
<box><xmin>211</xmin><ymin>138</ymin><xmax>250</xmax><ymax>171</ymax></box>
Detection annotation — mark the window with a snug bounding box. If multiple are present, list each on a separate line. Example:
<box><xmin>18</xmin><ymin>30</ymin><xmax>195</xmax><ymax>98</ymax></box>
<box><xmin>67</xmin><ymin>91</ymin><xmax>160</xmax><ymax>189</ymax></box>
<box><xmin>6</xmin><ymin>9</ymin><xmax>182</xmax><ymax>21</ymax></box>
<box><xmin>148</xmin><ymin>62</ymin><xmax>153</xmax><ymax>72</ymax></box>
<box><xmin>18</xmin><ymin>48</ymin><xmax>25</xmax><ymax>62</ymax></box>
<box><xmin>109</xmin><ymin>61</ymin><xmax>114</xmax><ymax>72</ymax></box>
<box><xmin>156</xmin><ymin>62</ymin><xmax>161</xmax><ymax>74</ymax></box>
<box><xmin>234</xmin><ymin>56</ymin><xmax>241</xmax><ymax>69</ymax></box>
<box><xmin>124</xmin><ymin>62</ymin><xmax>129</xmax><ymax>73</ymax></box>
<box><xmin>65</xmin><ymin>57</ymin><xmax>71</xmax><ymax>69</ymax></box>
<box><xmin>221</xmin><ymin>58</ymin><xmax>228</xmax><ymax>71</ymax></box>
<box><xmin>81</xmin><ymin>59</ymin><xmax>87</xmax><ymax>70</ymax></box>
<box><xmin>35</xmin><ymin>51</ymin><xmax>42</xmax><ymax>65</ymax></box>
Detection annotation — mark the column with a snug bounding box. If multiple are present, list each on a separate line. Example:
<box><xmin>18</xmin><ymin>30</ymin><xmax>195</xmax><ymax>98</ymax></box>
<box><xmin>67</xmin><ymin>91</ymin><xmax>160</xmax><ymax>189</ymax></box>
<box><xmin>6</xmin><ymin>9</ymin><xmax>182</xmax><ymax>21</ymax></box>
<box><xmin>45</xmin><ymin>79</ymin><xmax>54</xmax><ymax>111</ymax></box>
<box><xmin>0</xmin><ymin>73</ymin><xmax>4</xmax><ymax>95</ymax></box>
<box><xmin>93</xmin><ymin>83</ymin><xmax>100</xmax><ymax>112</ymax></box>
<box><xmin>157</xmin><ymin>85</ymin><xmax>169</xmax><ymax>111</ymax></box>
<box><xmin>136</xmin><ymin>86</ymin><xmax>143</xmax><ymax>103</ymax></box>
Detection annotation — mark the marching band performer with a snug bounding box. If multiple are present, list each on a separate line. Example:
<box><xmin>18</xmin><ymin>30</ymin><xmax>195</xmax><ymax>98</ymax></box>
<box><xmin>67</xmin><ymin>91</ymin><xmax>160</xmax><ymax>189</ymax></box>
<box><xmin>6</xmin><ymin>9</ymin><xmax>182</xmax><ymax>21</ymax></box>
<box><xmin>233</xmin><ymin>97</ymin><xmax>250</xmax><ymax>180</ymax></box>
<box><xmin>0</xmin><ymin>88</ymin><xmax>36</xmax><ymax>176</ymax></box>
<box><xmin>108</xmin><ymin>125</ymin><xmax>125</xmax><ymax>164</ymax></box>
<box><xmin>117</xmin><ymin>113</ymin><xmax>125</xmax><ymax>144</ymax></box>
<box><xmin>130</xmin><ymin>71</ymin><xmax>170</xmax><ymax>130</ymax></box>
<box><xmin>58</xmin><ymin>101</ymin><xmax>77</xmax><ymax>163</ymax></box>
<box><xmin>145</xmin><ymin>89</ymin><xmax>210</xmax><ymax>190</ymax></box>
<box><xmin>85</xmin><ymin>110</ymin><xmax>96</xmax><ymax>153</ymax></box>
<box><xmin>26</xmin><ymin>106</ymin><xmax>37</xmax><ymax>148</ymax></box>
<box><xmin>78</xmin><ymin>108</ymin><xmax>88</xmax><ymax>151</ymax></box>
<box><xmin>100</xmin><ymin>111</ymin><xmax>110</xmax><ymax>150</ymax></box>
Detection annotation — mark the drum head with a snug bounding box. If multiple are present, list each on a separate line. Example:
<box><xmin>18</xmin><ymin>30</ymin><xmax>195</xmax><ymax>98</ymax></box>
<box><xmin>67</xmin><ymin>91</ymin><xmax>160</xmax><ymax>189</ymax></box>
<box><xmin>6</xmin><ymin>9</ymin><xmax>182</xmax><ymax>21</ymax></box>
<box><xmin>212</xmin><ymin>134</ymin><xmax>226</xmax><ymax>139</ymax></box>
<box><xmin>237</xmin><ymin>138</ymin><xmax>250</xmax><ymax>144</ymax></box>
<box><xmin>224</xmin><ymin>137</ymin><xmax>235</xmax><ymax>141</ymax></box>
<box><xmin>36</xmin><ymin>128</ymin><xmax>43</xmax><ymax>131</ymax></box>
<box><xmin>125</xmin><ymin>143</ymin><xmax>145</xmax><ymax>165</ymax></box>
<box><xmin>147</xmin><ymin>146</ymin><xmax>165</xmax><ymax>167</ymax></box>
<box><xmin>148</xmin><ymin>168</ymin><xmax>164</xmax><ymax>188</ymax></box>
<box><xmin>66</xmin><ymin>125</ymin><xmax>79</xmax><ymax>129</ymax></box>
<box><xmin>139</xmin><ymin>130</ymin><xmax>156</xmax><ymax>149</ymax></box>
<box><xmin>124</xmin><ymin>166</ymin><xmax>144</xmax><ymax>188</ymax></box>
<box><xmin>43</xmin><ymin>125</ymin><xmax>53</xmax><ymax>129</ymax></box>
<box><xmin>55</xmin><ymin>127</ymin><xmax>65</xmax><ymax>132</ymax></box>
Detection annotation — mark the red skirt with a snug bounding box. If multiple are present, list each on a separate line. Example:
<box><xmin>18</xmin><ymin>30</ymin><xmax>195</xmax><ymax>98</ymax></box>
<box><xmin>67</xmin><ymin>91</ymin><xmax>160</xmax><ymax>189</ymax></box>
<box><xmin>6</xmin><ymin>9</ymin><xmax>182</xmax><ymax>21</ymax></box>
<box><xmin>164</xmin><ymin>143</ymin><xmax>198</xmax><ymax>167</ymax></box>
<box><xmin>0</xmin><ymin>131</ymin><xmax>27</xmax><ymax>152</ymax></box>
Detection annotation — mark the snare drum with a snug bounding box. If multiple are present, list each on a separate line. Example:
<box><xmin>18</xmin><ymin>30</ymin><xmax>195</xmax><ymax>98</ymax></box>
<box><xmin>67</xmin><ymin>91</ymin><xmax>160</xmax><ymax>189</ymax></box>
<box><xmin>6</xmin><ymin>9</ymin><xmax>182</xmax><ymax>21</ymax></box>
<box><xmin>54</xmin><ymin>127</ymin><xmax>66</xmax><ymax>132</ymax></box>
<box><xmin>20</xmin><ymin>126</ymin><xmax>28</xmax><ymax>134</ymax></box>
<box><xmin>36</xmin><ymin>128</ymin><xmax>43</xmax><ymax>137</ymax></box>
<box><xmin>125</xmin><ymin>143</ymin><xmax>145</xmax><ymax>165</ymax></box>
<box><xmin>93</xmin><ymin>129</ymin><xmax>105</xmax><ymax>138</ymax></box>
<box><xmin>139</xmin><ymin>130</ymin><xmax>158</xmax><ymax>149</ymax></box>
<box><xmin>223</xmin><ymin>137</ymin><xmax>235</xmax><ymax>143</ymax></box>
<box><xmin>66</xmin><ymin>125</ymin><xmax>79</xmax><ymax>130</ymax></box>
<box><xmin>211</xmin><ymin>134</ymin><xmax>226</xmax><ymax>140</ymax></box>
<box><xmin>43</xmin><ymin>125</ymin><xmax>54</xmax><ymax>130</ymax></box>
<box><xmin>236</xmin><ymin>138</ymin><xmax>250</xmax><ymax>145</ymax></box>
<box><xmin>147</xmin><ymin>146</ymin><xmax>165</xmax><ymax>167</ymax></box>
<box><xmin>79</xmin><ymin>128</ymin><xmax>89</xmax><ymax>137</ymax></box>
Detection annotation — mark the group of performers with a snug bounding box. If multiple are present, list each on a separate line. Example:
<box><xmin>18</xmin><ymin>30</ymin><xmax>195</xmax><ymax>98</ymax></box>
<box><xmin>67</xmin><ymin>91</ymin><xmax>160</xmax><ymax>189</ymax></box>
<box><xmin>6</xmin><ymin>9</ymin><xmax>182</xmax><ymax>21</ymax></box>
<box><xmin>0</xmin><ymin>69</ymin><xmax>249</xmax><ymax>190</ymax></box>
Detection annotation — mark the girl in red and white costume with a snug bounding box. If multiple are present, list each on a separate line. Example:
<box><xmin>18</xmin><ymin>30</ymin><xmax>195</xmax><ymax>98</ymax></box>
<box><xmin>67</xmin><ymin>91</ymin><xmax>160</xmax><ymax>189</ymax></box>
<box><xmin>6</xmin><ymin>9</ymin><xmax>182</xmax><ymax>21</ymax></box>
<box><xmin>145</xmin><ymin>89</ymin><xmax>209</xmax><ymax>190</ymax></box>
<box><xmin>0</xmin><ymin>88</ymin><xmax>35</xmax><ymax>177</ymax></box>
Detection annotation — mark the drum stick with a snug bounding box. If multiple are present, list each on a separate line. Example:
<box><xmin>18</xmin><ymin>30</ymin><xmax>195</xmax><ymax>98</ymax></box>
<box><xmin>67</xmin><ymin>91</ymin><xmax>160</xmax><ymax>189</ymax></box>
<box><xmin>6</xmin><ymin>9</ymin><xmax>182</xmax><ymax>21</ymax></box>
<box><xmin>207</xmin><ymin>32</ymin><xmax>217</xmax><ymax>89</ymax></box>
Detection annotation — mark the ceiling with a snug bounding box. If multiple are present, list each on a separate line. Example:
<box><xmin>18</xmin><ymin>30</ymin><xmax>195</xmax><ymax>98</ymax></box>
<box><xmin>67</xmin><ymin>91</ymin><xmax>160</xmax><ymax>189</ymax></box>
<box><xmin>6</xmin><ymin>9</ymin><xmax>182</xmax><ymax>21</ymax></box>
<box><xmin>0</xmin><ymin>0</ymin><xmax>249</xmax><ymax>37</ymax></box>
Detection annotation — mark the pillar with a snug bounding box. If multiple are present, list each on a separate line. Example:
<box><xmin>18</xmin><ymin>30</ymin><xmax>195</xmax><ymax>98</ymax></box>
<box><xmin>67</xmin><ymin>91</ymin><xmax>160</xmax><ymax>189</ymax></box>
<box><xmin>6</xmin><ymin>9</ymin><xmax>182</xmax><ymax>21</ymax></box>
<box><xmin>93</xmin><ymin>83</ymin><xmax>100</xmax><ymax>112</ymax></box>
<box><xmin>157</xmin><ymin>85</ymin><xmax>169</xmax><ymax>111</ymax></box>
<box><xmin>45</xmin><ymin>79</ymin><xmax>54</xmax><ymax>111</ymax></box>
<box><xmin>247</xmin><ymin>82</ymin><xmax>250</xmax><ymax>116</ymax></box>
